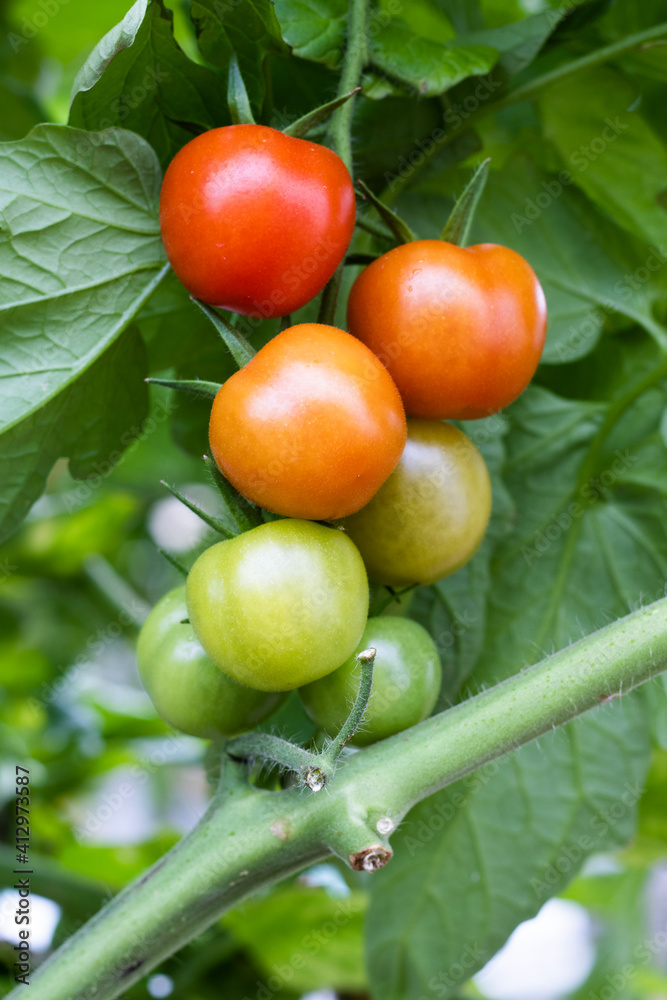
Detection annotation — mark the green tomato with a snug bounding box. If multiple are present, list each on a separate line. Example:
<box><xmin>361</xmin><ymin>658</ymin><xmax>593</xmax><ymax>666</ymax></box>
<box><xmin>137</xmin><ymin>587</ymin><xmax>285</xmax><ymax>738</ymax></box>
<box><xmin>185</xmin><ymin>519</ymin><xmax>369</xmax><ymax>691</ymax></box>
<box><xmin>339</xmin><ymin>418</ymin><xmax>492</xmax><ymax>586</ymax></box>
<box><xmin>299</xmin><ymin>616</ymin><xmax>441</xmax><ymax>746</ymax></box>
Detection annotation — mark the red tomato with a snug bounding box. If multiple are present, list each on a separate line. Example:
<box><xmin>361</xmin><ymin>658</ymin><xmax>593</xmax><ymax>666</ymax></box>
<box><xmin>159</xmin><ymin>125</ymin><xmax>356</xmax><ymax>318</ymax></box>
<box><xmin>209</xmin><ymin>323</ymin><xmax>407</xmax><ymax>520</ymax></box>
<box><xmin>347</xmin><ymin>239</ymin><xmax>547</xmax><ymax>419</ymax></box>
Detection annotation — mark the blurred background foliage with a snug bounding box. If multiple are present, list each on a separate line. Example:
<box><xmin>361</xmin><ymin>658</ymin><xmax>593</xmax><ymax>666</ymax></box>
<box><xmin>1</xmin><ymin>0</ymin><xmax>667</xmax><ymax>998</ymax></box>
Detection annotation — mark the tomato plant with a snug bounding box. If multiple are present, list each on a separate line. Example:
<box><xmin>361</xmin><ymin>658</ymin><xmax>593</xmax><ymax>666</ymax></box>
<box><xmin>300</xmin><ymin>616</ymin><xmax>441</xmax><ymax>746</ymax></box>
<box><xmin>340</xmin><ymin>419</ymin><xmax>492</xmax><ymax>586</ymax></box>
<box><xmin>159</xmin><ymin>125</ymin><xmax>355</xmax><ymax>317</ymax></box>
<box><xmin>347</xmin><ymin>239</ymin><xmax>547</xmax><ymax>419</ymax></box>
<box><xmin>208</xmin><ymin>323</ymin><xmax>407</xmax><ymax>520</ymax></box>
<box><xmin>3</xmin><ymin>3</ymin><xmax>667</xmax><ymax>1000</ymax></box>
<box><xmin>137</xmin><ymin>586</ymin><xmax>285</xmax><ymax>737</ymax></box>
<box><xmin>185</xmin><ymin>518</ymin><xmax>369</xmax><ymax>690</ymax></box>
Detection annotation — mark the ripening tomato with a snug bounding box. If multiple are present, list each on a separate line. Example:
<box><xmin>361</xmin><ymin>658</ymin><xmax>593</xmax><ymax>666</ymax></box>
<box><xmin>340</xmin><ymin>419</ymin><xmax>492</xmax><ymax>586</ymax></box>
<box><xmin>137</xmin><ymin>588</ymin><xmax>285</xmax><ymax>738</ymax></box>
<box><xmin>159</xmin><ymin>125</ymin><xmax>355</xmax><ymax>317</ymax></box>
<box><xmin>300</xmin><ymin>616</ymin><xmax>441</xmax><ymax>746</ymax></box>
<box><xmin>347</xmin><ymin>239</ymin><xmax>547</xmax><ymax>419</ymax></box>
<box><xmin>185</xmin><ymin>519</ymin><xmax>369</xmax><ymax>691</ymax></box>
<box><xmin>208</xmin><ymin>323</ymin><xmax>407</xmax><ymax>520</ymax></box>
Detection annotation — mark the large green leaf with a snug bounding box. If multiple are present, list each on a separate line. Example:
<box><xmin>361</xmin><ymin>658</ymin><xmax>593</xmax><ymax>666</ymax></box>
<box><xmin>225</xmin><ymin>885</ymin><xmax>367</xmax><ymax>992</ymax></box>
<box><xmin>367</xmin><ymin>697</ymin><xmax>650</xmax><ymax>1000</ymax></box>
<box><xmin>273</xmin><ymin>0</ymin><xmax>348</xmax><ymax>68</ymax></box>
<box><xmin>190</xmin><ymin>0</ymin><xmax>285</xmax><ymax>115</ymax></box>
<box><xmin>369</xmin><ymin>21</ymin><xmax>498</xmax><ymax>96</ymax></box>
<box><xmin>475</xmin><ymin>382</ymin><xmax>667</xmax><ymax>687</ymax></box>
<box><xmin>540</xmin><ymin>67</ymin><xmax>667</xmax><ymax>250</ymax></box>
<box><xmin>69</xmin><ymin>0</ymin><xmax>227</xmax><ymax>168</ymax></box>
<box><xmin>0</xmin><ymin>124</ymin><xmax>166</xmax><ymax>542</ymax></box>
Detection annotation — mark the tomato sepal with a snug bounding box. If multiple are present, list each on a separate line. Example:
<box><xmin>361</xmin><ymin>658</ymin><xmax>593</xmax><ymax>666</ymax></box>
<box><xmin>283</xmin><ymin>88</ymin><xmax>360</xmax><ymax>140</ymax></box>
<box><xmin>439</xmin><ymin>157</ymin><xmax>490</xmax><ymax>247</ymax></box>
<box><xmin>191</xmin><ymin>298</ymin><xmax>256</xmax><ymax>368</ymax></box>
<box><xmin>227</xmin><ymin>647</ymin><xmax>376</xmax><ymax>792</ymax></box>
<box><xmin>356</xmin><ymin>179</ymin><xmax>415</xmax><ymax>245</ymax></box>
<box><xmin>227</xmin><ymin>53</ymin><xmax>255</xmax><ymax>126</ymax></box>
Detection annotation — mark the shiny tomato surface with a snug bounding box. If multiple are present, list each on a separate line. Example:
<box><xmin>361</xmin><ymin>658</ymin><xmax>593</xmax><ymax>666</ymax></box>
<box><xmin>159</xmin><ymin>125</ymin><xmax>355</xmax><ymax>317</ymax></box>
<box><xmin>209</xmin><ymin>323</ymin><xmax>407</xmax><ymax>520</ymax></box>
<box><xmin>347</xmin><ymin>239</ymin><xmax>547</xmax><ymax>419</ymax></box>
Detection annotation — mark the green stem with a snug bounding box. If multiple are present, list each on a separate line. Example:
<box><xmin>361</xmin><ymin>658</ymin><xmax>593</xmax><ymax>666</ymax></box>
<box><xmin>17</xmin><ymin>596</ymin><xmax>667</xmax><ymax>1000</ymax></box>
<box><xmin>329</xmin><ymin>0</ymin><xmax>368</xmax><ymax>173</ymax></box>
<box><xmin>499</xmin><ymin>21</ymin><xmax>667</xmax><ymax>110</ymax></box>
<box><xmin>318</xmin><ymin>0</ymin><xmax>368</xmax><ymax>325</ymax></box>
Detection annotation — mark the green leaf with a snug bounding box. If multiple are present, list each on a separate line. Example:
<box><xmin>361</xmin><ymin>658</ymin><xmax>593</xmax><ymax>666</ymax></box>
<box><xmin>190</xmin><ymin>0</ymin><xmax>284</xmax><ymax>116</ymax></box>
<box><xmin>0</xmin><ymin>124</ymin><xmax>166</xmax><ymax>542</ymax></box>
<box><xmin>225</xmin><ymin>885</ymin><xmax>368</xmax><ymax>992</ymax></box>
<box><xmin>69</xmin><ymin>0</ymin><xmax>227</xmax><ymax>169</ymax></box>
<box><xmin>227</xmin><ymin>53</ymin><xmax>255</xmax><ymax>125</ymax></box>
<box><xmin>369</xmin><ymin>21</ymin><xmax>498</xmax><ymax>97</ymax></box>
<box><xmin>366</xmin><ymin>697</ymin><xmax>650</xmax><ymax>1000</ymax></box>
<box><xmin>540</xmin><ymin>67</ymin><xmax>667</xmax><ymax>250</ymax></box>
<box><xmin>433</xmin><ymin>0</ymin><xmax>484</xmax><ymax>33</ymax></box>
<box><xmin>273</xmin><ymin>0</ymin><xmax>348</xmax><ymax>68</ymax></box>
<box><xmin>474</xmin><ymin>381</ymin><xmax>667</xmax><ymax>687</ymax></box>
<box><xmin>459</xmin><ymin>9</ymin><xmax>566</xmax><ymax>77</ymax></box>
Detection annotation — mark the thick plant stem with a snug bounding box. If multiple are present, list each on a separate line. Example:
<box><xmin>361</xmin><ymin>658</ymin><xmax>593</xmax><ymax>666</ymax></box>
<box><xmin>17</xmin><ymin>597</ymin><xmax>667</xmax><ymax>1000</ymax></box>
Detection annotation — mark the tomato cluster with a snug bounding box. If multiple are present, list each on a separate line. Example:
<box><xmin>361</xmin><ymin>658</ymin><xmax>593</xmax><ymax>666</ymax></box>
<box><xmin>139</xmin><ymin>124</ymin><xmax>546</xmax><ymax>745</ymax></box>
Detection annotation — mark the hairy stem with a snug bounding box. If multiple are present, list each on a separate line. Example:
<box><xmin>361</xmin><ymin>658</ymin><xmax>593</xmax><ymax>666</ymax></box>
<box><xmin>318</xmin><ymin>0</ymin><xmax>368</xmax><ymax>325</ymax></box>
<box><xmin>16</xmin><ymin>597</ymin><xmax>667</xmax><ymax>1000</ymax></box>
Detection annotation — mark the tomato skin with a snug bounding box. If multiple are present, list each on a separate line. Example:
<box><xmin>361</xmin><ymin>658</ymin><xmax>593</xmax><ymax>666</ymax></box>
<box><xmin>347</xmin><ymin>239</ymin><xmax>547</xmax><ymax>419</ymax></box>
<box><xmin>209</xmin><ymin>323</ymin><xmax>407</xmax><ymax>520</ymax></box>
<box><xmin>185</xmin><ymin>519</ymin><xmax>369</xmax><ymax>691</ymax></box>
<box><xmin>340</xmin><ymin>419</ymin><xmax>492</xmax><ymax>587</ymax></box>
<box><xmin>137</xmin><ymin>587</ymin><xmax>285</xmax><ymax>738</ymax></box>
<box><xmin>299</xmin><ymin>616</ymin><xmax>441</xmax><ymax>746</ymax></box>
<box><xmin>159</xmin><ymin>125</ymin><xmax>355</xmax><ymax>317</ymax></box>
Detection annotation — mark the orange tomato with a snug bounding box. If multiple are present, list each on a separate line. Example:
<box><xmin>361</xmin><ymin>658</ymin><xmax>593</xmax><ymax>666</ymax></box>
<box><xmin>209</xmin><ymin>323</ymin><xmax>407</xmax><ymax>520</ymax></box>
<box><xmin>347</xmin><ymin>239</ymin><xmax>547</xmax><ymax>419</ymax></box>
